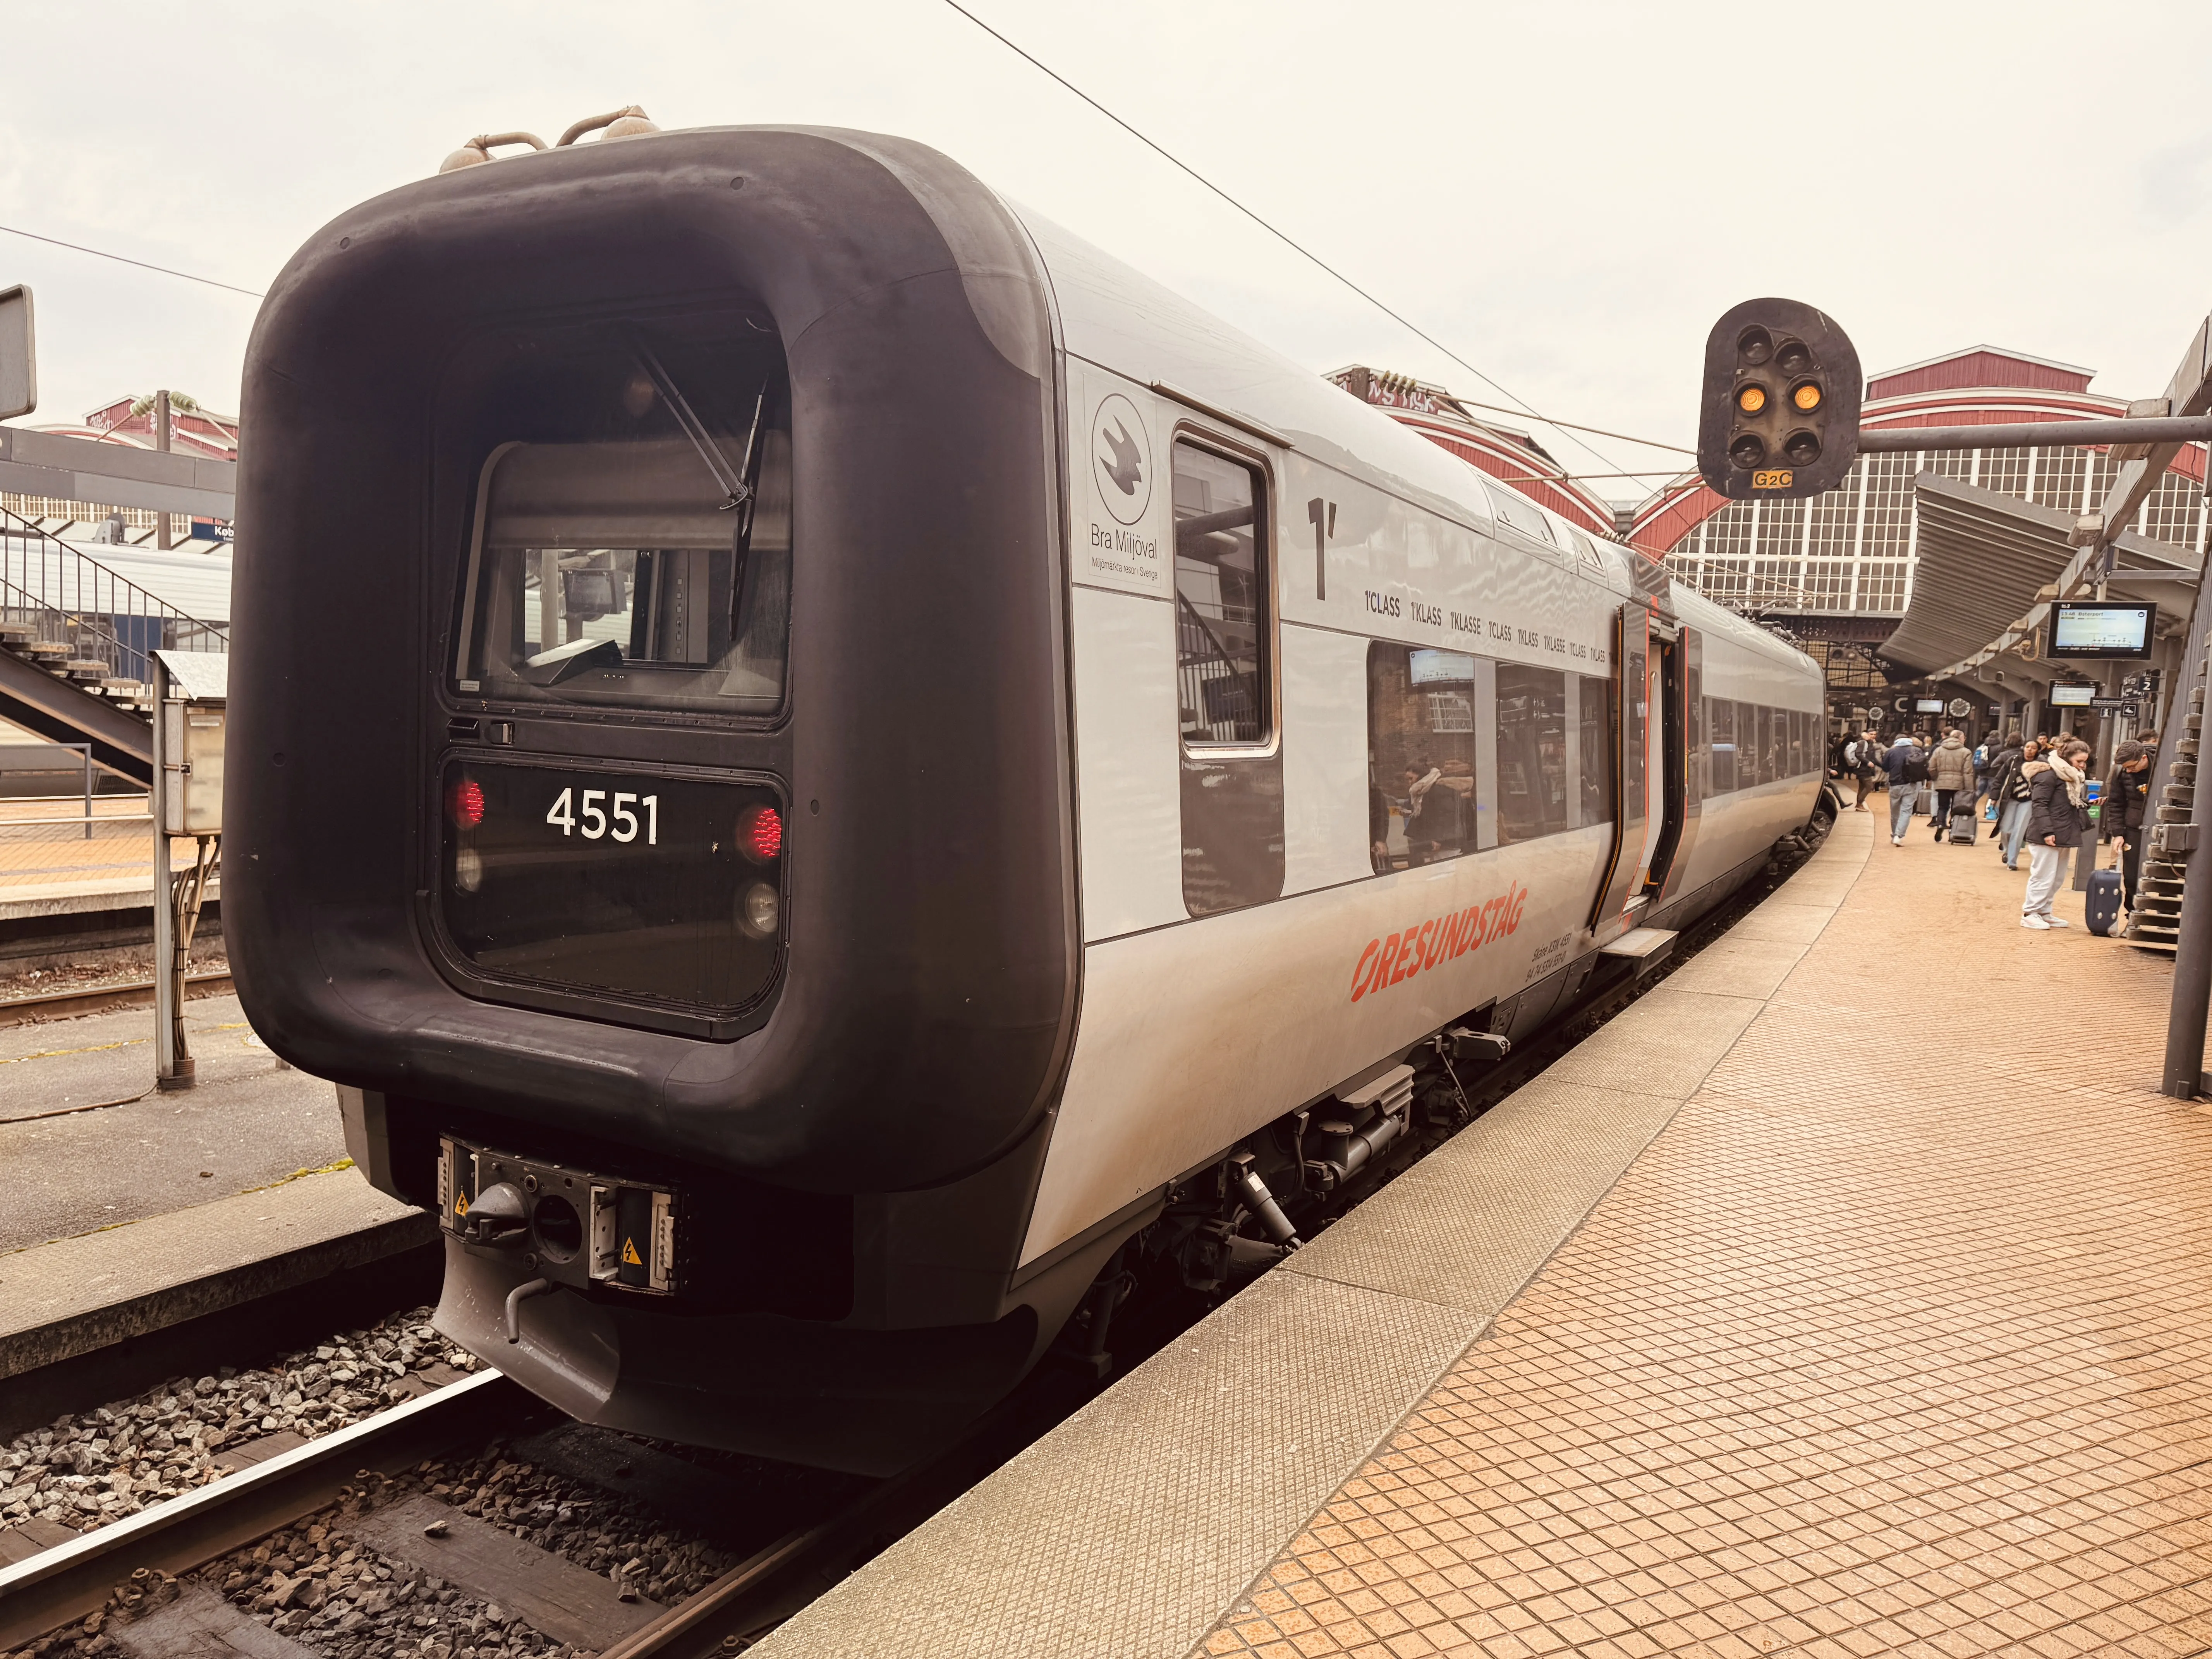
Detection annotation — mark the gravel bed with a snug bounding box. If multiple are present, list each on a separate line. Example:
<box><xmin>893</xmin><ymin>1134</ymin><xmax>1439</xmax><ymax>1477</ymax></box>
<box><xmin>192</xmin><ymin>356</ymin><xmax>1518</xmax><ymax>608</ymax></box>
<box><xmin>0</xmin><ymin>1305</ymin><xmax>475</xmax><ymax>1541</ymax></box>
<box><xmin>0</xmin><ymin>948</ymin><xmax>228</xmax><ymax>1003</ymax></box>
<box><xmin>1</xmin><ymin>1307</ymin><xmax>745</xmax><ymax>1659</ymax></box>
<box><xmin>13</xmin><ymin>1439</ymin><xmax>740</xmax><ymax>1659</ymax></box>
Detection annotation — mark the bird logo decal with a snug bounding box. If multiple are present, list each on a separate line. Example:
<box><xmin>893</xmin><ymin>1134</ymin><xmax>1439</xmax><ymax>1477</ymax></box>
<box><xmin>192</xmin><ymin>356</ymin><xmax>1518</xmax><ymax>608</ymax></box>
<box><xmin>1090</xmin><ymin>392</ymin><xmax>1153</xmax><ymax>526</ymax></box>
<box><xmin>1099</xmin><ymin>418</ymin><xmax>1142</xmax><ymax>497</ymax></box>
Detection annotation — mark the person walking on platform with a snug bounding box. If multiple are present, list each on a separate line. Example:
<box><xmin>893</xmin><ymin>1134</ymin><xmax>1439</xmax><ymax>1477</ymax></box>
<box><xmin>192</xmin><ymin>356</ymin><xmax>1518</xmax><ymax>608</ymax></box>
<box><xmin>2103</xmin><ymin>739</ymin><xmax>2151</xmax><ymax>916</ymax></box>
<box><xmin>1985</xmin><ymin>735</ymin><xmax>2030</xmax><ymax>864</ymax></box>
<box><xmin>2021</xmin><ymin>738</ymin><xmax>2092</xmax><ymax>929</ymax></box>
<box><xmin>2002</xmin><ymin>741</ymin><xmax>2036</xmax><ymax>863</ymax></box>
<box><xmin>1845</xmin><ymin>727</ymin><xmax>1883</xmax><ymax>813</ymax></box>
<box><xmin>1926</xmin><ymin>730</ymin><xmax>1975</xmax><ymax>842</ymax></box>
<box><xmin>1884</xmin><ymin>733</ymin><xmax>1927</xmax><ymax>847</ymax></box>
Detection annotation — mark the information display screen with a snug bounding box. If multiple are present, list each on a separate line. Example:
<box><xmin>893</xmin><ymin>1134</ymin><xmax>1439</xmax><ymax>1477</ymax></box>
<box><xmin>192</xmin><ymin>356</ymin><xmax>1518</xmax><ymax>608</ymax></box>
<box><xmin>2051</xmin><ymin>602</ymin><xmax>2154</xmax><ymax>658</ymax></box>
<box><xmin>2048</xmin><ymin>684</ymin><xmax>2096</xmax><ymax>707</ymax></box>
<box><xmin>1914</xmin><ymin>699</ymin><xmax>1944</xmax><ymax>713</ymax></box>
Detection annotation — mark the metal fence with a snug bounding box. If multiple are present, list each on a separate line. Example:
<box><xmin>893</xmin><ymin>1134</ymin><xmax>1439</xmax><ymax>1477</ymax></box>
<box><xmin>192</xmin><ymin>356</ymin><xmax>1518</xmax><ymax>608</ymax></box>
<box><xmin>0</xmin><ymin>507</ymin><xmax>228</xmax><ymax>690</ymax></box>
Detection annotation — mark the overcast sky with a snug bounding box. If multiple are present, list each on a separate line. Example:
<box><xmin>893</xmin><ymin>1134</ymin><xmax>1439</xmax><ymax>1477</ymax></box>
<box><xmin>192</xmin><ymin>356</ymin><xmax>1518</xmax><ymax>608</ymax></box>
<box><xmin>2</xmin><ymin>0</ymin><xmax>2209</xmax><ymax>500</ymax></box>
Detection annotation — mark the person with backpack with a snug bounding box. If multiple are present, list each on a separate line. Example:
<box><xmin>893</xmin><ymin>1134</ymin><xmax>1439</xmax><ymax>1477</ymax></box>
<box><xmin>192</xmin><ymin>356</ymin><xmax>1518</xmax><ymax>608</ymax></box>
<box><xmin>1884</xmin><ymin>733</ymin><xmax>1928</xmax><ymax>847</ymax></box>
<box><xmin>2021</xmin><ymin>738</ymin><xmax>2093</xmax><ymax>929</ymax></box>
<box><xmin>1997</xmin><ymin>739</ymin><xmax>2040</xmax><ymax>868</ymax></box>
<box><xmin>2102</xmin><ymin>739</ymin><xmax>2151</xmax><ymax>915</ymax></box>
<box><xmin>1844</xmin><ymin>727</ymin><xmax>1883</xmax><ymax>813</ymax></box>
<box><xmin>1925</xmin><ymin>730</ymin><xmax>1976</xmax><ymax>842</ymax></box>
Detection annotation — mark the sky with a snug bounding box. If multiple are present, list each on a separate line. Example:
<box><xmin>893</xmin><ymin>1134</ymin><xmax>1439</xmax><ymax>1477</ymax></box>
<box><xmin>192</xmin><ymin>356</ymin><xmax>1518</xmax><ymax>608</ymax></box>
<box><xmin>2</xmin><ymin>0</ymin><xmax>2209</xmax><ymax>503</ymax></box>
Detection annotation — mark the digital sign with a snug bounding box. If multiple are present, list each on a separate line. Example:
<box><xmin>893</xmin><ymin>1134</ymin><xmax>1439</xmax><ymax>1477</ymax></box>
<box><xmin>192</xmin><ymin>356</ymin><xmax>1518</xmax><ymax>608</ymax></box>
<box><xmin>2050</xmin><ymin>602</ymin><xmax>2154</xmax><ymax>658</ymax></box>
<box><xmin>2048</xmin><ymin>684</ymin><xmax>2095</xmax><ymax>707</ymax></box>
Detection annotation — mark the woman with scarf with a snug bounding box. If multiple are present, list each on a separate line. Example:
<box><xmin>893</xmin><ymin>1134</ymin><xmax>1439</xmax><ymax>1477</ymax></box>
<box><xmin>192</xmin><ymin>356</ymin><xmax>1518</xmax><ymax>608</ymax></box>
<box><xmin>2021</xmin><ymin>738</ymin><xmax>2092</xmax><ymax>930</ymax></box>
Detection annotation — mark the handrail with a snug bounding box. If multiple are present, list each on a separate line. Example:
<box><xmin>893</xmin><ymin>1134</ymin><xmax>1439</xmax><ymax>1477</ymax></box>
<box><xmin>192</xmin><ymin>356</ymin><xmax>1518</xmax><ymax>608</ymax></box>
<box><xmin>0</xmin><ymin>505</ymin><xmax>228</xmax><ymax>690</ymax></box>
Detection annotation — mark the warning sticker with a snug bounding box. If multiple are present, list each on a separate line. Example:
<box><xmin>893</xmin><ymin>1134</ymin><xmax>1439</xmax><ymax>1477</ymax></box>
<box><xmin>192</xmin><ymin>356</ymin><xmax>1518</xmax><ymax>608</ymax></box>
<box><xmin>621</xmin><ymin>1237</ymin><xmax>644</xmax><ymax>1267</ymax></box>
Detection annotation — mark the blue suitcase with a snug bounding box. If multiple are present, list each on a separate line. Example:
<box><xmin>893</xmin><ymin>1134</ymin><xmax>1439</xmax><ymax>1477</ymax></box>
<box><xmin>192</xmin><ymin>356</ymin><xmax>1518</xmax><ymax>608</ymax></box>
<box><xmin>2085</xmin><ymin>868</ymin><xmax>2124</xmax><ymax>937</ymax></box>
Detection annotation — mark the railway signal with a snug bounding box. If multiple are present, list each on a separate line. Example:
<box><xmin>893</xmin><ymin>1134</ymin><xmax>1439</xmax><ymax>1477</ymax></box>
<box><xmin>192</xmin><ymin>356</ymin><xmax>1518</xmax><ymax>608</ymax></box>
<box><xmin>1697</xmin><ymin>298</ymin><xmax>1862</xmax><ymax>501</ymax></box>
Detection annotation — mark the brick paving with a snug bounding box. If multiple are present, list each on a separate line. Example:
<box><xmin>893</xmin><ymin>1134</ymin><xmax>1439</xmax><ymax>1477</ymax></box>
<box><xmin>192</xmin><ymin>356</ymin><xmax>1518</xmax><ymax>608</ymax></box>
<box><xmin>1198</xmin><ymin>813</ymin><xmax>2204</xmax><ymax>1659</ymax></box>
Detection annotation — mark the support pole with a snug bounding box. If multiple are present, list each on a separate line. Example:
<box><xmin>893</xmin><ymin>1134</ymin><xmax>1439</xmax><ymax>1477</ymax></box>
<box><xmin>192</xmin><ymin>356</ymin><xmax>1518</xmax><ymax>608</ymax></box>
<box><xmin>152</xmin><ymin>659</ymin><xmax>192</xmax><ymax>1090</ymax></box>
<box><xmin>2160</xmin><ymin>601</ymin><xmax>2212</xmax><ymax>1097</ymax></box>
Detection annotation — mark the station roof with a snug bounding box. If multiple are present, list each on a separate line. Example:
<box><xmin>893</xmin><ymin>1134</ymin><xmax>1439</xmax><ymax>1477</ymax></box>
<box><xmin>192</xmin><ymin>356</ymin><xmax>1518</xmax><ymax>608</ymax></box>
<box><xmin>1879</xmin><ymin>473</ymin><xmax>2197</xmax><ymax>674</ymax></box>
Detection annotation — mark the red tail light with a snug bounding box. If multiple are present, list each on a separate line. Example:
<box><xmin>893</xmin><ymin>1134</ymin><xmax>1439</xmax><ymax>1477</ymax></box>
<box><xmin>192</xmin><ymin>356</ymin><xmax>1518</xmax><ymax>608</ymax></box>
<box><xmin>738</xmin><ymin>804</ymin><xmax>782</xmax><ymax>863</ymax></box>
<box><xmin>450</xmin><ymin>778</ymin><xmax>486</xmax><ymax>828</ymax></box>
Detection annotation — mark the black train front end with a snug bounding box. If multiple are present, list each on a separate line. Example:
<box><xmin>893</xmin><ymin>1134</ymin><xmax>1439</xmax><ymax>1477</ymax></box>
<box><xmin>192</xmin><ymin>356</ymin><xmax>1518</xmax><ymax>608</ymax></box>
<box><xmin>227</xmin><ymin>127</ymin><xmax>1089</xmax><ymax>1474</ymax></box>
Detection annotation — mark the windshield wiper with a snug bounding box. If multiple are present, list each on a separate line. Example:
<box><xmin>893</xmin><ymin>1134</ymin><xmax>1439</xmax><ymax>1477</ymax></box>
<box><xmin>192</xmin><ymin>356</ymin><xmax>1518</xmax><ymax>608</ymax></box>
<box><xmin>626</xmin><ymin>331</ymin><xmax>759</xmax><ymax>512</ymax></box>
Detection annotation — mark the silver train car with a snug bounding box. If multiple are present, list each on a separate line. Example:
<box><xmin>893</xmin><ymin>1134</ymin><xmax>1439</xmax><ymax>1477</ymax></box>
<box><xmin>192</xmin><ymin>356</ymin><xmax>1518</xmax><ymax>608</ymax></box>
<box><xmin>230</xmin><ymin>124</ymin><xmax>1828</xmax><ymax>1475</ymax></box>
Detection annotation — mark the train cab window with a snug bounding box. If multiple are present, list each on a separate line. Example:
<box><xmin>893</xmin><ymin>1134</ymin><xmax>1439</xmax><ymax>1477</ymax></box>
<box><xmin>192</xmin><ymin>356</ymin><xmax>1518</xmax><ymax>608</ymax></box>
<box><xmin>1368</xmin><ymin>645</ymin><xmax>1477</xmax><ymax>873</ymax></box>
<box><xmin>455</xmin><ymin>331</ymin><xmax>792</xmax><ymax>716</ymax></box>
<box><xmin>1496</xmin><ymin>665</ymin><xmax>1568</xmax><ymax>842</ymax></box>
<box><xmin>1173</xmin><ymin>441</ymin><xmax>1270</xmax><ymax>746</ymax></box>
<box><xmin>1708</xmin><ymin>698</ymin><xmax>1738</xmax><ymax>793</ymax></box>
<box><xmin>1578</xmin><ymin>673</ymin><xmax>1614</xmax><ymax>823</ymax></box>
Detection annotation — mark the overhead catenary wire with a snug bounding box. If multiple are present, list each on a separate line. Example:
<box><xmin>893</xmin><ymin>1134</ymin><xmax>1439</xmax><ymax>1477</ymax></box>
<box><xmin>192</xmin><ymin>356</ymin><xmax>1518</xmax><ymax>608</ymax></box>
<box><xmin>933</xmin><ymin>0</ymin><xmax>1693</xmax><ymax>472</ymax></box>
<box><xmin>0</xmin><ymin>224</ymin><xmax>264</xmax><ymax>299</ymax></box>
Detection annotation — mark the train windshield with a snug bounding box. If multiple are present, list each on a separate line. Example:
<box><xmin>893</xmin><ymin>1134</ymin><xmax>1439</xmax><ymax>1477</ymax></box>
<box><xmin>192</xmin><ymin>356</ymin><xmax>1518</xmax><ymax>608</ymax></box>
<box><xmin>455</xmin><ymin>329</ymin><xmax>790</xmax><ymax>715</ymax></box>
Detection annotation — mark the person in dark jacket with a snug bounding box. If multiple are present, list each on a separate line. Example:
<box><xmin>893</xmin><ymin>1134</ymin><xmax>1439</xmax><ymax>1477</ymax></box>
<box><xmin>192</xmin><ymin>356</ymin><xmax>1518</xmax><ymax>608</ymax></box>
<box><xmin>1985</xmin><ymin>736</ymin><xmax>2028</xmax><ymax>863</ymax></box>
<box><xmin>2021</xmin><ymin>738</ymin><xmax>2092</xmax><ymax>929</ymax></box>
<box><xmin>1883</xmin><ymin>735</ymin><xmax>1926</xmax><ymax>847</ymax></box>
<box><xmin>2103</xmin><ymin>740</ymin><xmax>2151</xmax><ymax>914</ymax></box>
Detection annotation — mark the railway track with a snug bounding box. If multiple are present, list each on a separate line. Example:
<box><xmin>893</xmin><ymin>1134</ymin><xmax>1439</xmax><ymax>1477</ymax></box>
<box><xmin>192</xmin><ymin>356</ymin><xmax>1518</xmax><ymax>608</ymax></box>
<box><xmin>0</xmin><ymin>972</ymin><xmax>233</xmax><ymax>1027</ymax></box>
<box><xmin>0</xmin><ymin>808</ymin><xmax>1836</xmax><ymax>1656</ymax></box>
<box><xmin>0</xmin><ymin>1358</ymin><xmax>1091</xmax><ymax>1657</ymax></box>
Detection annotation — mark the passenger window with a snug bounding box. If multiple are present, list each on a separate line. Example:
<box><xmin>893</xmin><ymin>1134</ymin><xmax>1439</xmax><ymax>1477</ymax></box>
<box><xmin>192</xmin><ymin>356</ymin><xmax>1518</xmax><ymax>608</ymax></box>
<box><xmin>456</xmin><ymin>328</ymin><xmax>790</xmax><ymax>715</ymax></box>
<box><xmin>1482</xmin><ymin>484</ymin><xmax>1557</xmax><ymax>546</ymax></box>
<box><xmin>1368</xmin><ymin>645</ymin><xmax>1477</xmax><ymax>873</ymax></box>
<box><xmin>1738</xmin><ymin>702</ymin><xmax>1760</xmax><ymax>785</ymax></box>
<box><xmin>1578</xmin><ymin>673</ymin><xmax>1614</xmax><ymax>823</ymax></box>
<box><xmin>1173</xmin><ymin>441</ymin><xmax>1269</xmax><ymax>747</ymax></box>
<box><xmin>1708</xmin><ymin>698</ymin><xmax>1737</xmax><ymax>793</ymax></box>
<box><xmin>1496</xmin><ymin>665</ymin><xmax>1568</xmax><ymax>842</ymax></box>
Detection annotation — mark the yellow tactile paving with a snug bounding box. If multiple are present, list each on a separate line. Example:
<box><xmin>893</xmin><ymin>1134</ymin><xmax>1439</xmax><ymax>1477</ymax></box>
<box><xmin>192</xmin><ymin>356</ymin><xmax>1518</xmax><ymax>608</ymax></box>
<box><xmin>1198</xmin><ymin>819</ymin><xmax>2196</xmax><ymax>1659</ymax></box>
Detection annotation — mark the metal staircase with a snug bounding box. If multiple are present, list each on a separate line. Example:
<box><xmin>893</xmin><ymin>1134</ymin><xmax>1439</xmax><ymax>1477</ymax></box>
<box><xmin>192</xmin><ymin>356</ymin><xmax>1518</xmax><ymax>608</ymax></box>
<box><xmin>0</xmin><ymin>506</ymin><xmax>227</xmax><ymax>786</ymax></box>
<box><xmin>2129</xmin><ymin>659</ymin><xmax>2205</xmax><ymax>953</ymax></box>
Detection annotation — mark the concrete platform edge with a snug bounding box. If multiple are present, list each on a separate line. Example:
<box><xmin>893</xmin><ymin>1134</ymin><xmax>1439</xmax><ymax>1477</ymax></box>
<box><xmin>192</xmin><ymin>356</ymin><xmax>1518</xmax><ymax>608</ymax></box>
<box><xmin>0</xmin><ymin>1174</ymin><xmax>434</xmax><ymax>1381</ymax></box>
<box><xmin>752</xmin><ymin>817</ymin><xmax>1875</xmax><ymax>1659</ymax></box>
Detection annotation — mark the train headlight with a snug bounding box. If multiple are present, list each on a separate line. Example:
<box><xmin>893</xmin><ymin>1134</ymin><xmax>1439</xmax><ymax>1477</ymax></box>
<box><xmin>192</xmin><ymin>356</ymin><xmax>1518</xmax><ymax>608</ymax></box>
<box><xmin>739</xmin><ymin>881</ymin><xmax>779</xmax><ymax>939</ymax></box>
<box><xmin>454</xmin><ymin>845</ymin><xmax>484</xmax><ymax>893</ymax></box>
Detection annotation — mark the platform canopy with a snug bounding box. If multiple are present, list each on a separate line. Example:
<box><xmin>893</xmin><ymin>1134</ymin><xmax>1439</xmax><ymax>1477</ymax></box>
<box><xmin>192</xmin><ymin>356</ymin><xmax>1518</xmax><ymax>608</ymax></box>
<box><xmin>1879</xmin><ymin>472</ymin><xmax>2200</xmax><ymax>675</ymax></box>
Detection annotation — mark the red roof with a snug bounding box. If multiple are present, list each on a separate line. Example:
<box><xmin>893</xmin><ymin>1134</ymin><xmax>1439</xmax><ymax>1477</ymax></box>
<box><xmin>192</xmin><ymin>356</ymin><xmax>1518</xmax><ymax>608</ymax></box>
<box><xmin>1865</xmin><ymin>347</ymin><xmax>2094</xmax><ymax>400</ymax></box>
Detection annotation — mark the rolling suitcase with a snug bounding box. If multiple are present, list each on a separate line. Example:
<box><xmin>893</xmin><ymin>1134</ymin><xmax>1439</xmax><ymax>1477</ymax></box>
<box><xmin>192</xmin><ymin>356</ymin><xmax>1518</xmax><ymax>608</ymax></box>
<box><xmin>2085</xmin><ymin>867</ymin><xmax>2124</xmax><ymax>936</ymax></box>
<box><xmin>1947</xmin><ymin>804</ymin><xmax>1977</xmax><ymax>845</ymax></box>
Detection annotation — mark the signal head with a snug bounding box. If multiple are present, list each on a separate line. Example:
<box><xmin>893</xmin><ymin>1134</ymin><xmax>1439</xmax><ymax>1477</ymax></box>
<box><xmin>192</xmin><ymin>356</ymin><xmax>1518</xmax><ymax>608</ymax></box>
<box><xmin>1697</xmin><ymin>298</ymin><xmax>1862</xmax><ymax>501</ymax></box>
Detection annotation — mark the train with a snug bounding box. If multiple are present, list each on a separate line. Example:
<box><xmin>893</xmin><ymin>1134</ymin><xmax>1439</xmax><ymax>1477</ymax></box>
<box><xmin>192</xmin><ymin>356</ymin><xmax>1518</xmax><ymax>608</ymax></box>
<box><xmin>229</xmin><ymin>121</ymin><xmax>1830</xmax><ymax>1475</ymax></box>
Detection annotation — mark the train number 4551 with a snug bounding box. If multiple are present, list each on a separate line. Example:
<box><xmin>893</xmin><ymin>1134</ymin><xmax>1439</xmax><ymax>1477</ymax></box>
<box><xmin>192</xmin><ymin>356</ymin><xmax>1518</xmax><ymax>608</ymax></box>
<box><xmin>546</xmin><ymin>787</ymin><xmax>659</xmax><ymax>845</ymax></box>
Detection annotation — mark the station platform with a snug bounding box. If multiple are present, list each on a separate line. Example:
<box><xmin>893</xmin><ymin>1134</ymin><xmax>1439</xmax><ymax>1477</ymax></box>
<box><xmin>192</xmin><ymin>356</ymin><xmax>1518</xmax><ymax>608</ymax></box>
<box><xmin>757</xmin><ymin>807</ymin><xmax>2202</xmax><ymax>1659</ymax></box>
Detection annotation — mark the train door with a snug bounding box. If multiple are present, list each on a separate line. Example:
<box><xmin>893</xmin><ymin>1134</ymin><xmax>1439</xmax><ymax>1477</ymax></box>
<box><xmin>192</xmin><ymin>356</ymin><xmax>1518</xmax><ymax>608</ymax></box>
<box><xmin>1587</xmin><ymin>602</ymin><xmax>1685</xmax><ymax>934</ymax></box>
<box><xmin>1643</xmin><ymin>624</ymin><xmax>1686</xmax><ymax>898</ymax></box>
<box><xmin>1652</xmin><ymin>627</ymin><xmax>1705</xmax><ymax>905</ymax></box>
<box><xmin>1588</xmin><ymin>606</ymin><xmax>1650</xmax><ymax>932</ymax></box>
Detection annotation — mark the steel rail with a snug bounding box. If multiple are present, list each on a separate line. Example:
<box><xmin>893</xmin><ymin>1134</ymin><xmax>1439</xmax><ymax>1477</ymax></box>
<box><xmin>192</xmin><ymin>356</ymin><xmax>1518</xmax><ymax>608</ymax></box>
<box><xmin>0</xmin><ymin>971</ymin><xmax>231</xmax><ymax>1027</ymax></box>
<box><xmin>0</xmin><ymin>1370</ymin><xmax>527</xmax><ymax>1649</ymax></box>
